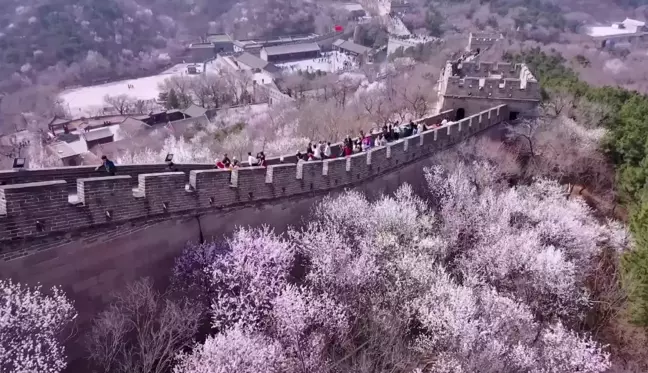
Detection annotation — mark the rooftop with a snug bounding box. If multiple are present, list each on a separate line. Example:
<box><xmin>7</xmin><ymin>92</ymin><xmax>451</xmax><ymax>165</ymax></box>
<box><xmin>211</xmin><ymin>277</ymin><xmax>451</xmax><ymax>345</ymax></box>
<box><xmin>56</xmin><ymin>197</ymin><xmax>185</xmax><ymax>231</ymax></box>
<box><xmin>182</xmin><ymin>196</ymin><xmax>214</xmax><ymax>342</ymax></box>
<box><xmin>233</xmin><ymin>52</ymin><xmax>281</xmax><ymax>74</ymax></box>
<box><xmin>469</xmin><ymin>32</ymin><xmax>503</xmax><ymax>41</ymax></box>
<box><xmin>119</xmin><ymin>117</ymin><xmax>151</xmax><ymax>137</ymax></box>
<box><xmin>332</xmin><ymin>2</ymin><xmax>365</xmax><ymax>12</ymax></box>
<box><xmin>334</xmin><ymin>39</ymin><xmax>371</xmax><ymax>55</ymax></box>
<box><xmin>236</xmin><ymin>52</ymin><xmax>271</xmax><ymax>70</ymax></box>
<box><xmin>207</xmin><ymin>34</ymin><xmax>233</xmax><ymax>43</ymax></box>
<box><xmin>48</xmin><ymin>142</ymin><xmax>79</xmax><ymax>159</ymax></box>
<box><xmin>263</xmin><ymin>43</ymin><xmax>321</xmax><ymax>56</ymax></box>
<box><xmin>48</xmin><ymin>117</ymin><xmax>71</xmax><ymax>128</ymax></box>
<box><xmin>234</xmin><ymin>40</ymin><xmax>263</xmax><ymax>48</ymax></box>
<box><xmin>83</xmin><ymin>127</ymin><xmax>114</xmax><ymax>142</ymax></box>
<box><xmin>58</xmin><ymin>133</ymin><xmax>81</xmax><ymax>143</ymax></box>
<box><xmin>91</xmin><ymin>129</ymin><xmax>170</xmax><ymax>160</ymax></box>
<box><xmin>166</xmin><ymin>116</ymin><xmax>211</xmax><ymax>136</ymax></box>
<box><xmin>586</xmin><ymin>18</ymin><xmax>647</xmax><ymax>37</ymax></box>
<box><xmin>92</xmin><ymin>139</ymin><xmax>142</xmax><ymax>161</ymax></box>
<box><xmin>182</xmin><ymin>104</ymin><xmax>209</xmax><ymax>118</ymax></box>
<box><xmin>189</xmin><ymin>42</ymin><xmax>215</xmax><ymax>49</ymax></box>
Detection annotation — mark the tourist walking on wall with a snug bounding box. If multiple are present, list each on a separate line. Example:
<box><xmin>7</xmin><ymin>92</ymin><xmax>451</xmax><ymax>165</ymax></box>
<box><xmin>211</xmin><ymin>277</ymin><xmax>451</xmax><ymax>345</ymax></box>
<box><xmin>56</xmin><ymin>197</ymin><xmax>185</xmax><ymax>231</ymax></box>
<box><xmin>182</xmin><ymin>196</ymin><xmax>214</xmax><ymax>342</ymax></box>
<box><xmin>248</xmin><ymin>152</ymin><xmax>258</xmax><ymax>166</ymax></box>
<box><xmin>375</xmin><ymin>134</ymin><xmax>385</xmax><ymax>147</ymax></box>
<box><xmin>230</xmin><ymin>157</ymin><xmax>239</xmax><ymax>169</ymax></box>
<box><xmin>95</xmin><ymin>156</ymin><xmax>116</xmax><ymax>176</ymax></box>
<box><xmin>344</xmin><ymin>135</ymin><xmax>353</xmax><ymax>150</ymax></box>
<box><xmin>256</xmin><ymin>152</ymin><xmax>267</xmax><ymax>167</ymax></box>
<box><xmin>222</xmin><ymin>154</ymin><xmax>231</xmax><ymax>168</ymax></box>
<box><xmin>393</xmin><ymin>123</ymin><xmax>401</xmax><ymax>140</ymax></box>
<box><xmin>324</xmin><ymin>142</ymin><xmax>331</xmax><ymax>159</ymax></box>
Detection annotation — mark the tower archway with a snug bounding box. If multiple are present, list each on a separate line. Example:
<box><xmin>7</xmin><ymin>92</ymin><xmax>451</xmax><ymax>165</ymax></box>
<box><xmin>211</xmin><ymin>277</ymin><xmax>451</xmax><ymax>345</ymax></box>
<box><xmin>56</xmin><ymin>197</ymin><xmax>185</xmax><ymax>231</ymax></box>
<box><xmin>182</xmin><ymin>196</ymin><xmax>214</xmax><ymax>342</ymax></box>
<box><xmin>455</xmin><ymin>108</ymin><xmax>466</xmax><ymax>121</ymax></box>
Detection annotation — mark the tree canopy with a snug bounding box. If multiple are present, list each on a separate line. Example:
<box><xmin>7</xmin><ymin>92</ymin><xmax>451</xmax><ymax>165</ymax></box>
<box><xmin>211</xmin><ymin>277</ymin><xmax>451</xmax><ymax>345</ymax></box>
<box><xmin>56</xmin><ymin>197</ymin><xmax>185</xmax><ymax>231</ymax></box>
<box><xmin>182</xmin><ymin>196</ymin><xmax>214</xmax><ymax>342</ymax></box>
<box><xmin>507</xmin><ymin>48</ymin><xmax>648</xmax><ymax>326</ymax></box>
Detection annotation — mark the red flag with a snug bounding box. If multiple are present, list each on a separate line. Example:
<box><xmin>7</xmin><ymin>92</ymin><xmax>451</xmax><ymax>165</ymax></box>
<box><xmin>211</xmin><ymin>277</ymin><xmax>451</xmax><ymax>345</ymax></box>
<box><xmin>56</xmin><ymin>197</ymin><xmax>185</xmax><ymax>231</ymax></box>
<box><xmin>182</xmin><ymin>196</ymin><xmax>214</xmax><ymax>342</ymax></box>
<box><xmin>334</xmin><ymin>25</ymin><xmax>343</xmax><ymax>32</ymax></box>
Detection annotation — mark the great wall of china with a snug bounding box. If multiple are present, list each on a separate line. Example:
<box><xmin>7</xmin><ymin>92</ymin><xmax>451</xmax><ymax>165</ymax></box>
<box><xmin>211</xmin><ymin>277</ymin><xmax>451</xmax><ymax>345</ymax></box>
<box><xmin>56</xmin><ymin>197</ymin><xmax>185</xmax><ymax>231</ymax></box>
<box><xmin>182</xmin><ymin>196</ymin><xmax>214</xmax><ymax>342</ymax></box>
<box><xmin>0</xmin><ymin>60</ymin><xmax>541</xmax><ymax>321</ymax></box>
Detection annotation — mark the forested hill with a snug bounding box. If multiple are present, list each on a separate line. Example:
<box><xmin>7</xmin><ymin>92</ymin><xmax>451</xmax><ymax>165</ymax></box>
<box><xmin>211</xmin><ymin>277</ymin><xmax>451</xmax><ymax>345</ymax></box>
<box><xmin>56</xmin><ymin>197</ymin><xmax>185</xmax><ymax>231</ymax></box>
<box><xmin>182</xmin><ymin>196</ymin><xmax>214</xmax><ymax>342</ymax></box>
<box><xmin>0</xmin><ymin>0</ymin><xmax>247</xmax><ymax>90</ymax></box>
<box><xmin>0</xmin><ymin>0</ymin><xmax>646</xmax><ymax>122</ymax></box>
<box><xmin>0</xmin><ymin>0</ymin><xmax>347</xmax><ymax>92</ymax></box>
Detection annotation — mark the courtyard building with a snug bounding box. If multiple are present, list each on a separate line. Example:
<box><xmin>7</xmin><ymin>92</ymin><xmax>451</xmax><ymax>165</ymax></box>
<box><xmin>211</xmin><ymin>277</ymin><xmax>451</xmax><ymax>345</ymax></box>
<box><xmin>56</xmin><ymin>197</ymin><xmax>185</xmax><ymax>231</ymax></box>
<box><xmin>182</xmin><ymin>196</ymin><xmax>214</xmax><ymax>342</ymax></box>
<box><xmin>333</xmin><ymin>39</ymin><xmax>371</xmax><ymax>59</ymax></box>
<box><xmin>260</xmin><ymin>43</ymin><xmax>322</xmax><ymax>63</ymax></box>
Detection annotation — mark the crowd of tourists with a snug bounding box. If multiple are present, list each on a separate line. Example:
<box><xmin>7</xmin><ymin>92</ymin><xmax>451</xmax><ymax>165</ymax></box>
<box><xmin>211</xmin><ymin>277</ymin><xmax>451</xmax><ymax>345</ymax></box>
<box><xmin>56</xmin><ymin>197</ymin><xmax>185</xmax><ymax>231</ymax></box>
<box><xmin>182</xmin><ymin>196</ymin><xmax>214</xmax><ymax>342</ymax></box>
<box><xmin>209</xmin><ymin>118</ymin><xmax>451</xmax><ymax>169</ymax></box>
<box><xmin>95</xmin><ymin>118</ymin><xmax>452</xmax><ymax>175</ymax></box>
<box><xmin>214</xmin><ymin>151</ymin><xmax>267</xmax><ymax>170</ymax></box>
<box><xmin>294</xmin><ymin>119</ymin><xmax>448</xmax><ymax>162</ymax></box>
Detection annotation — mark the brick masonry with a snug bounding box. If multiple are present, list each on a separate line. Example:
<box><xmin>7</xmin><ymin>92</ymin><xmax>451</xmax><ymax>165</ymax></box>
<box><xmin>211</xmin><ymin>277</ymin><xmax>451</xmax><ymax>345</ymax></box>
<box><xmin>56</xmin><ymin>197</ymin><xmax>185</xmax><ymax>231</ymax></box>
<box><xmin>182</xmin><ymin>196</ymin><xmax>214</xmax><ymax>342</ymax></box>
<box><xmin>0</xmin><ymin>106</ymin><xmax>509</xmax><ymax>352</ymax></box>
<box><xmin>439</xmin><ymin>61</ymin><xmax>541</xmax><ymax>119</ymax></box>
<box><xmin>0</xmin><ymin>105</ymin><xmax>508</xmax><ymax>260</ymax></box>
<box><xmin>0</xmin><ymin>104</ymin><xmax>510</xmax><ymax>341</ymax></box>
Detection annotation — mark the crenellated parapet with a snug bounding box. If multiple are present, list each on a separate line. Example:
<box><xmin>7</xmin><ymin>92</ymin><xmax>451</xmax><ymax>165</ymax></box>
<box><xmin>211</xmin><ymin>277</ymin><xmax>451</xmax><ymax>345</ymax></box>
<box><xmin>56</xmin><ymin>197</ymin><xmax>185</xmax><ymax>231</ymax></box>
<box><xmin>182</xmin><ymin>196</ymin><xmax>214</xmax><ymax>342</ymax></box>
<box><xmin>0</xmin><ymin>106</ymin><xmax>509</xmax><ymax>260</ymax></box>
<box><xmin>456</xmin><ymin>61</ymin><xmax>521</xmax><ymax>79</ymax></box>
<box><xmin>467</xmin><ymin>32</ymin><xmax>502</xmax><ymax>52</ymax></box>
<box><xmin>444</xmin><ymin>76</ymin><xmax>541</xmax><ymax>101</ymax></box>
<box><xmin>439</xmin><ymin>61</ymin><xmax>541</xmax><ymax>118</ymax></box>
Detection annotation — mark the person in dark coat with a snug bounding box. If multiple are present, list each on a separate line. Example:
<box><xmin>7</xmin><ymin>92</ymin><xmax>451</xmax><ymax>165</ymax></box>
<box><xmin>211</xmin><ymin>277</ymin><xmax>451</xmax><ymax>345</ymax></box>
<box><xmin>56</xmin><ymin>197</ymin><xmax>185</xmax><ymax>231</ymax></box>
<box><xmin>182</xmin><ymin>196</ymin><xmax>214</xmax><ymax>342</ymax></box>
<box><xmin>95</xmin><ymin>156</ymin><xmax>116</xmax><ymax>176</ymax></box>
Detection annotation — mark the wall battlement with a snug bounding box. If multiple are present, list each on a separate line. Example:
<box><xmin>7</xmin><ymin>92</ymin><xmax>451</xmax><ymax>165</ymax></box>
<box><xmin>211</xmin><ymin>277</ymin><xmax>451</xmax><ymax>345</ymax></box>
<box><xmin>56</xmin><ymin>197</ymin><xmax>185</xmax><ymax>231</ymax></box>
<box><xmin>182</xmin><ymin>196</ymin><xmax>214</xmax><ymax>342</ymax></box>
<box><xmin>0</xmin><ymin>106</ymin><xmax>509</xmax><ymax>260</ymax></box>
<box><xmin>444</xmin><ymin>76</ymin><xmax>541</xmax><ymax>100</ymax></box>
<box><xmin>439</xmin><ymin>60</ymin><xmax>540</xmax><ymax>118</ymax></box>
<box><xmin>467</xmin><ymin>32</ymin><xmax>503</xmax><ymax>52</ymax></box>
<box><xmin>455</xmin><ymin>61</ymin><xmax>525</xmax><ymax>79</ymax></box>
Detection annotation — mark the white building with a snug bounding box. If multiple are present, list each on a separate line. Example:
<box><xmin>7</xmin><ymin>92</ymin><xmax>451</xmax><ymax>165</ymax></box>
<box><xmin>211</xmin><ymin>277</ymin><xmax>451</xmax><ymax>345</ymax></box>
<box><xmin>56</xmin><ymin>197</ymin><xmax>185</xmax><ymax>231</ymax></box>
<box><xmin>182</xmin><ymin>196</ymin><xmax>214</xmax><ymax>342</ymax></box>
<box><xmin>260</xmin><ymin>43</ymin><xmax>322</xmax><ymax>64</ymax></box>
<box><xmin>332</xmin><ymin>39</ymin><xmax>371</xmax><ymax>58</ymax></box>
<box><xmin>585</xmin><ymin>18</ymin><xmax>648</xmax><ymax>48</ymax></box>
<box><xmin>586</xmin><ymin>18</ymin><xmax>647</xmax><ymax>37</ymax></box>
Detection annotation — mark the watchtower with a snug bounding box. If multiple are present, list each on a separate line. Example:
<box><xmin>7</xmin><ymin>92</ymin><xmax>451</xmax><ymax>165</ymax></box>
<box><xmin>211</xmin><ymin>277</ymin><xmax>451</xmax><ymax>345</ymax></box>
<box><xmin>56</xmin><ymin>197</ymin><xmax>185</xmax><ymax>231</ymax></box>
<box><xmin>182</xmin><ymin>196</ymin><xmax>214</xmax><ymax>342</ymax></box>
<box><xmin>438</xmin><ymin>60</ymin><xmax>541</xmax><ymax>121</ymax></box>
<box><xmin>467</xmin><ymin>32</ymin><xmax>503</xmax><ymax>53</ymax></box>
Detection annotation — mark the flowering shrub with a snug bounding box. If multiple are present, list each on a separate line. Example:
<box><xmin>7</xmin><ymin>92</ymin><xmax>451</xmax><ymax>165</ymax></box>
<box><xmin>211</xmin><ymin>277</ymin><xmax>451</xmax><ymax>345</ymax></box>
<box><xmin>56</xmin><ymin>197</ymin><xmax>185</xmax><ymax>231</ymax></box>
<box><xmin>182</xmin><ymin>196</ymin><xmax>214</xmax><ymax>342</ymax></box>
<box><xmin>1</xmin><ymin>280</ymin><xmax>76</xmax><ymax>373</ymax></box>
<box><xmin>210</xmin><ymin>227</ymin><xmax>296</xmax><ymax>331</ymax></box>
<box><xmin>174</xmin><ymin>162</ymin><xmax>624</xmax><ymax>373</ymax></box>
<box><xmin>172</xmin><ymin>242</ymin><xmax>224</xmax><ymax>316</ymax></box>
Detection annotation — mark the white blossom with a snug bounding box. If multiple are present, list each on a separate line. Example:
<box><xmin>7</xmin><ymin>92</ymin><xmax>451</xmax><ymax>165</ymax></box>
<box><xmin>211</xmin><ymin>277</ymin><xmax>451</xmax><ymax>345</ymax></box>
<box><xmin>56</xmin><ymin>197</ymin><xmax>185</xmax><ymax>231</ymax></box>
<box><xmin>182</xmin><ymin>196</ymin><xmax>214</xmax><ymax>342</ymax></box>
<box><xmin>210</xmin><ymin>226</ymin><xmax>295</xmax><ymax>330</ymax></box>
<box><xmin>175</xmin><ymin>161</ymin><xmax>617</xmax><ymax>373</ymax></box>
<box><xmin>174</xmin><ymin>325</ymin><xmax>283</xmax><ymax>373</ymax></box>
<box><xmin>536</xmin><ymin>322</ymin><xmax>611</xmax><ymax>373</ymax></box>
<box><xmin>0</xmin><ymin>280</ymin><xmax>76</xmax><ymax>373</ymax></box>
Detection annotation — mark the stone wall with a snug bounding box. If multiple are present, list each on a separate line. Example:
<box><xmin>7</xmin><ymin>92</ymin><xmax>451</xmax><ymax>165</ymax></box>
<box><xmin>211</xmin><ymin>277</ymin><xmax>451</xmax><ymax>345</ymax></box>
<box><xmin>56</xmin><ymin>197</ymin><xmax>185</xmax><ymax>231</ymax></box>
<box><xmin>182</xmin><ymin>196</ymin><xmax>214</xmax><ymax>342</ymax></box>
<box><xmin>0</xmin><ymin>164</ymin><xmax>216</xmax><ymax>193</ymax></box>
<box><xmin>444</xmin><ymin>76</ymin><xmax>541</xmax><ymax>100</ymax></box>
<box><xmin>442</xmin><ymin>96</ymin><xmax>537</xmax><ymax>119</ymax></box>
<box><xmin>457</xmin><ymin>61</ymin><xmax>520</xmax><ymax>78</ymax></box>
<box><xmin>0</xmin><ymin>108</ymin><xmax>509</xmax><ymax>261</ymax></box>
<box><xmin>467</xmin><ymin>32</ymin><xmax>502</xmax><ymax>52</ymax></box>
<box><xmin>0</xmin><ymin>105</ymin><xmax>508</xmax><ymax>324</ymax></box>
<box><xmin>439</xmin><ymin>61</ymin><xmax>541</xmax><ymax>118</ymax></box>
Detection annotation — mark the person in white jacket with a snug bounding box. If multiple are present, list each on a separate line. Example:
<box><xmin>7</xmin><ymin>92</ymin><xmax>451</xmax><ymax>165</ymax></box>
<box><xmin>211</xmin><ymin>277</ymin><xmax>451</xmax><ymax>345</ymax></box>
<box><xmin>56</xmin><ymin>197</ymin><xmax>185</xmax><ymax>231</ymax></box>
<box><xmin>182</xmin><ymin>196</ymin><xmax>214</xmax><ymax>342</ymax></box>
<box><xmin>324</xmin><ymin>142</ymin><xmax>332</xmax><ymax>158</ymax></box>
<box><xmin>247</xmin><ymin>152</ymin><xmax>258</xmax><ymax>166</ymax></box>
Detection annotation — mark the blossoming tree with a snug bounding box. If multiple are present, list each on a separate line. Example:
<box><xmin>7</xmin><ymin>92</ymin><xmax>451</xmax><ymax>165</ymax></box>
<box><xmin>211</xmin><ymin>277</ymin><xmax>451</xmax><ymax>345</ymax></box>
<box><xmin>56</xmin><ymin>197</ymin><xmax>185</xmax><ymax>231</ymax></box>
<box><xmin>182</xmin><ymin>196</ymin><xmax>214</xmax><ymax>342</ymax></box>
<box><xmin>1</xmin><ymin>280</ymin><xmax>77</xmax><ymax>373</ymax></box>
<box><xmin>173</xmin><ymin>161</ymin><xmax>625</xmax><ymax>373</ymax></box>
